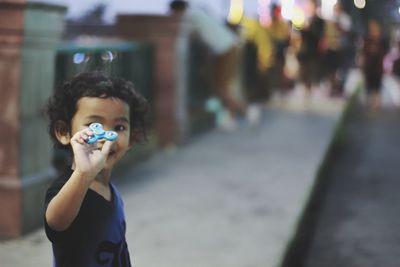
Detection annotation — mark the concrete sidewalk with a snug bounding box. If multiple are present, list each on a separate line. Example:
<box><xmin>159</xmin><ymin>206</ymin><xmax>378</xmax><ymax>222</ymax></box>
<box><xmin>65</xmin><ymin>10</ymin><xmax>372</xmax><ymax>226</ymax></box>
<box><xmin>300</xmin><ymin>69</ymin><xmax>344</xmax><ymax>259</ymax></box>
<box><xmin>0</xmin><ymin>95</ymin><xmax>346</xmax><ymax>267</ymax></box>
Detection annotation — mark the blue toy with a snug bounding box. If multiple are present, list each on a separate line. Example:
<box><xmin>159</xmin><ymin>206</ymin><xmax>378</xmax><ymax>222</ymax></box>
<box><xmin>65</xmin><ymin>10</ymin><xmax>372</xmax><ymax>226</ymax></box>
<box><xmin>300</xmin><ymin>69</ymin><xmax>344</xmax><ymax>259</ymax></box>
<box><xmin>86</xmin><ymin>123</ymin><xmax>118</xmax><ymax>144</ymax></box>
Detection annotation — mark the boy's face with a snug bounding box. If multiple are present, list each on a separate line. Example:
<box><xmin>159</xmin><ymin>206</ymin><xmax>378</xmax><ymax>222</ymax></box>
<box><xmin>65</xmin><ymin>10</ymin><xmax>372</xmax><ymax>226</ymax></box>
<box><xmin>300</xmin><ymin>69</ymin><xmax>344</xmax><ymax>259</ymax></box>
<box><xmin>70</xmin><ymin>96</ymin><xmax>131</xmax><ymax>172</ymax></box>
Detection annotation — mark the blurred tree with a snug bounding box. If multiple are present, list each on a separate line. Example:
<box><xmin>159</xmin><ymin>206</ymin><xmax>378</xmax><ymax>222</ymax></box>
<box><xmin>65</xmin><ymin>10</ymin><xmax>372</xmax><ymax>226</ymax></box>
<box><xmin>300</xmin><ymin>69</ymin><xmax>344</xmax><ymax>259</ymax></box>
<box><xmin>69</xmin><ymin>3</ymin><xmax>108</xmax><ymax>24</ymax></box>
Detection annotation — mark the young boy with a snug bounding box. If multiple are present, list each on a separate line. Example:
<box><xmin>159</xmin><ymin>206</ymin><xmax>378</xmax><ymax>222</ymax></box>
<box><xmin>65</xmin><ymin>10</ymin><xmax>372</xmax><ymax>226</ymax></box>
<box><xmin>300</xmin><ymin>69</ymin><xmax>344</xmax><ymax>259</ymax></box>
<box><xmin>44</xmin><ymin>71</ymin><xmax>149</xmax><ymax>267</ymax></box>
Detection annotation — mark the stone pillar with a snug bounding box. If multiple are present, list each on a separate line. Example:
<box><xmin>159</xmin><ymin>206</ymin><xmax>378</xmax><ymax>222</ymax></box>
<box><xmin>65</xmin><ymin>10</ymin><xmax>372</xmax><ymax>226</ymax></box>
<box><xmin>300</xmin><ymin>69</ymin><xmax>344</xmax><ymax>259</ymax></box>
<box><xmin>0</xmin><ymin>1</ymin><xmax>65</xmax><ymax>239</ymax></box>
<box><xmin>116</xmin><ymin>15</ymin><xmax>182</xmax><ymax>147</ymax></box>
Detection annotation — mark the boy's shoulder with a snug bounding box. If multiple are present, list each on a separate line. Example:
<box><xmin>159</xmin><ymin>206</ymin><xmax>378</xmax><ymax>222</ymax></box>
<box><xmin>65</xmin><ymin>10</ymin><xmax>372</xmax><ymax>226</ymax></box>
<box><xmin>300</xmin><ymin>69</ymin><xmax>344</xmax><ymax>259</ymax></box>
<box><xmin>45</xmin><ymin>168</ymin><xmax>73</xmax><ymax>204</ymax></box>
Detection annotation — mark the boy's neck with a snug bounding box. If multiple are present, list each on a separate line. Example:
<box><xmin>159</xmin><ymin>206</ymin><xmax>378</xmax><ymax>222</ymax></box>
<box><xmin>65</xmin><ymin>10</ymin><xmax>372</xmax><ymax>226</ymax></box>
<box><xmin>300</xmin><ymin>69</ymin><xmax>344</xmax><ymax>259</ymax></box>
<box><xmin>90</xmin><ymin>177</ymin><xmax>112</xmax><ymax>202</ymax></box>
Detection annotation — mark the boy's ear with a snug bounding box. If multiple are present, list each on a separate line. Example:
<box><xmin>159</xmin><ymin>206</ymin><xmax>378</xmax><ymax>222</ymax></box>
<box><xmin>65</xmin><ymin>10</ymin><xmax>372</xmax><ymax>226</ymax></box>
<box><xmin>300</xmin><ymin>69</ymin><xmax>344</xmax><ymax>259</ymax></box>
<box><xmin>54</xmin><ymin>120</ymin><xmax>71</xmax><ymax>145</ymax></box>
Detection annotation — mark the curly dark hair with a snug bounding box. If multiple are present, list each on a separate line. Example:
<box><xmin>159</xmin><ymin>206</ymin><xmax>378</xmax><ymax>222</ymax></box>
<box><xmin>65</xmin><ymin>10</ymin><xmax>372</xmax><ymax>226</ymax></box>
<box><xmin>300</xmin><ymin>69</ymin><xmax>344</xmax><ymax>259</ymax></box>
<box><xmin>46</xmin><ymin>71</ymin><xmax>150</xmax><ymax>150</ymax></box>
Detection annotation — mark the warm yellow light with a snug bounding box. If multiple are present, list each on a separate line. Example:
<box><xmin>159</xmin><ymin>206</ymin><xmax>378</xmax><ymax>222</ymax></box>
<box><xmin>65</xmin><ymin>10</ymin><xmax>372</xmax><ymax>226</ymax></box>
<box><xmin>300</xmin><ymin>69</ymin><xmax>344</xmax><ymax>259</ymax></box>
<box><xmin>228</xmin><ymin>0</ymin><xmax>244</xmax><ymax>25</ymax></box>
<box><xmin>354</xmin><ymin>0</ymin><xmax>366</xmax><ymax>9</ymax></box>
<box><xmin>291</xmin><ymin>7</ymin><xmax>306</xmax><ymax>28</ymax></box>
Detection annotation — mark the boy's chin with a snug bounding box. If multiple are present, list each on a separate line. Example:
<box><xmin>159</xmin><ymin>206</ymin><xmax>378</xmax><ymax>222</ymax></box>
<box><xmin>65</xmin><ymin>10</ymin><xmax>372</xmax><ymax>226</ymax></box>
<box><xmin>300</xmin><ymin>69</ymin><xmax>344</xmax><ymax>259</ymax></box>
<box><xmin>102</xmin><ymin>151</ymin><xmax>126</xmax><ymax>174</ymax></box>
<box><xmin>102</xmin><ymin>161</ymin><xmax>116</xmax><ymax>172</ymax></box>
<box><xmin>103</xmin><ymin>155</ymin><xmax>120</xmax><ymax>171</ymax></box>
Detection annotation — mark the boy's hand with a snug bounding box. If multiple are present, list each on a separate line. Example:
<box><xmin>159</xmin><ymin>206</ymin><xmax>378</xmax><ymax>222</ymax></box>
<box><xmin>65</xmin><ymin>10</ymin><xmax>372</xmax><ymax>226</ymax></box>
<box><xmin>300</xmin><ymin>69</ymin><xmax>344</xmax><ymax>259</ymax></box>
<box><xmin>70</xmin><ymin>128</ymin><xmax>113</xmax><ymax>179</ymax></box>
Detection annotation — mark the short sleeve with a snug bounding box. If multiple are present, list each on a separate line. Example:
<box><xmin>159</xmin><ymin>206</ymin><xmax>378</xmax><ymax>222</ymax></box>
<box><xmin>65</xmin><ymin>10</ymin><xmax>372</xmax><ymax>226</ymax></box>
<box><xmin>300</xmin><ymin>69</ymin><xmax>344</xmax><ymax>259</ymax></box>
<box><xmin>43</xmin><ymin>169</ymin><xmax>74</xmax><ymax>243</ymax></box>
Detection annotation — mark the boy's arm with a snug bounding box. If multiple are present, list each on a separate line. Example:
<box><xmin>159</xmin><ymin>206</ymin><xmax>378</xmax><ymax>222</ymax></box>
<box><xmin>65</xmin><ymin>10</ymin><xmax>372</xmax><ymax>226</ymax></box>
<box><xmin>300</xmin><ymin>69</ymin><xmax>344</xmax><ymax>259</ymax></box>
<box><xmin>45</xmin><ymin>171</ymin><xmax>94</xmax><ymax>231</ymax></box>
<box><xmin>45</xmin><ymin>128</ymin><xmax>113</xmax><ymax>232</ymax></box>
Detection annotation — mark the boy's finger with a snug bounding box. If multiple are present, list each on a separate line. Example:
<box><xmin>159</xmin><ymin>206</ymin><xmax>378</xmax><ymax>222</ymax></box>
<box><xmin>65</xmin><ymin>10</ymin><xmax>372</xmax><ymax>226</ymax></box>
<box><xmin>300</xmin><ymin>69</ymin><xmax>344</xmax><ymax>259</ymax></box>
<box><xmin>101</xmin><ymin>140</ymin><xmax>113</xmax><ymax>155</ymax></box>
<box><xmin>72</xmin><ymin>128</ymin><xmax>92</xmax><ymax>140</ymax></box>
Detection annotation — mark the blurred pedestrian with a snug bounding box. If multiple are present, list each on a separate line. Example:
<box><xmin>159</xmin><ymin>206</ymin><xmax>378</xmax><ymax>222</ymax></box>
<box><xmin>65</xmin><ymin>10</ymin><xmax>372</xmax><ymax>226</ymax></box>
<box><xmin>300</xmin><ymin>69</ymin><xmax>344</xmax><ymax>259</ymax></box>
<box><xmin>320</xmin><ymin>3</ymin><xmax>352</xmax><ymax>97</ymax></box>
<box><xmin>391</xmin><ymin>41</ymin><xmax>400</xmax><ymax>79</ymax></box>
<box><xmin>268</xmin><ymin>4</ymin><xmax>291</xmax><ymax>92</ymax></box>
<box><xmin>169</xmin><ymin>0</ymin><xmax>242</xmax><ymax>130</ymax></box>
<box><xmin>296</xmin><ymin>0</ymin><xmax>325</xmax><ymax>95</ymax></box>
<box><xmin>361</xmin><ymin>19</ymin><xmax>389</xmax><ymax>110</ymax></box>
<box><xmin>297</xmin><ymin>0</ymin><xmax>325</xmax><ymax>94</ymax></box>
<box><xmin>334</xmin><ymin>2</ymin><xmax>354</xmax><ymax>71</ymax></box>
<box><xmin>240</xmin><ymin>16</ymin><xmax>275</xmax><ymax>125</ymax></box>
<box><xmin>321</xmin><ymin>21</ymin><xmax>340</xmax><ymax>94</ymax></box>
<box><xmin>283</xmin><ymin>28</ymin><xmax>301</xmax><ymax>84</ymax></box>
<box><xmin>44</xmin><ymin>71</ymin><xmax>149</xmax><ymax>267</ymax></box>
<box><xmin>241</xmin><ymin>16</ymin><xmax>275</xmax><ymax>99</ymax></box>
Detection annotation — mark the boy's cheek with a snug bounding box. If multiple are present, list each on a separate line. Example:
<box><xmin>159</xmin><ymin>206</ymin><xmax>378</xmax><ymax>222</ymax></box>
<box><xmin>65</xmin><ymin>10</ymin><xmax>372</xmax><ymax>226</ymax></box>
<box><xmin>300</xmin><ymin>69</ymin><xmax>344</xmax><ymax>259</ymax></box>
<box><xmin>117</xmin><ymin>135</ymin><xmax>131</xmax><ymax>148</ymax></box>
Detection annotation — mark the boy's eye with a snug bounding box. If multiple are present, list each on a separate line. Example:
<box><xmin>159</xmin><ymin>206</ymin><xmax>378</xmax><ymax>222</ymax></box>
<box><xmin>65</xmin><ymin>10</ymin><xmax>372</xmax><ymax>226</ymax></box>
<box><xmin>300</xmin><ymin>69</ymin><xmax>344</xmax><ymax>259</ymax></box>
<box><xmin>114</xmin><ymin>125</ymin><xmax>127</xmax><ymax>132</ymax></box>
<box><xmin>85</xmin><ymin>122</ymin><xmax>97</xmax><ymax>127</ymax></box>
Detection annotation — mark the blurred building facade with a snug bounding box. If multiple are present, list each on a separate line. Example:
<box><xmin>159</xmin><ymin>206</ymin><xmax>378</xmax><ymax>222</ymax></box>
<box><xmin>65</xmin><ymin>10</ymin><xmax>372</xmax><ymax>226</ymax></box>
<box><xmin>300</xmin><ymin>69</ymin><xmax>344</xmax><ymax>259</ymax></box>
<box><xmin>0</xmin><ymin>0</ymin><xmax>66</xmax><ymax>238</ymax></box>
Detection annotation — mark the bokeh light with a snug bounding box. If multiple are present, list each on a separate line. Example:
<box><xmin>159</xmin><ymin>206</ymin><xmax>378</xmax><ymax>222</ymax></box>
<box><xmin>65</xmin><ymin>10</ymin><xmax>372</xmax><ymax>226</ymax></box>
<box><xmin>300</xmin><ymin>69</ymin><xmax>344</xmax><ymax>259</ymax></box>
<box><xmin>292</xmin><ymin>7</ymin><xmax>306</xmax><ymax>28</ymax></box>
<box><xmin>73</xmin><ymin>52</ymin><xmax>86</xmax><ymax>64</ymax></box>
<box><xmin>321</xmin><ymin>0</ymin><xmax>338</xmax><ymax>19</ymax></box>
<box><xmin>354</xmin><ymin>0</ymin><xmax>366</xmax><ymax>9</ymax></box>
<box><xmin>281</xmin><ymin>0</ymin><xmax>295</xmax><ymax>21</ymax></box>
<box><xmin>227</xmin><ymin>0</ymin><xmax>243</xmax><ymax>25</ymax></box>
<box><xmin>101</xmin><ymin>50</ymin><xmax>116</xmax><ymax>62</ymax></box>
<box><xmin>258</xmin><ymin>0</ymin><xmax>271</xmax><ymax>26</ymax></box>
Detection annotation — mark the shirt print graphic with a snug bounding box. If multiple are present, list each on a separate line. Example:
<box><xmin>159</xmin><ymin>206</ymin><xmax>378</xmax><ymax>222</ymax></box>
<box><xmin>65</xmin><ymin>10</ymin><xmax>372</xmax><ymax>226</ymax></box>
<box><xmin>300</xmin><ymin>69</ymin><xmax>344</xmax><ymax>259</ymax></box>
<box><xmin>96</xmin><ymin>240</ymin><xmax>132</xmax><ymax>267</ymax></box>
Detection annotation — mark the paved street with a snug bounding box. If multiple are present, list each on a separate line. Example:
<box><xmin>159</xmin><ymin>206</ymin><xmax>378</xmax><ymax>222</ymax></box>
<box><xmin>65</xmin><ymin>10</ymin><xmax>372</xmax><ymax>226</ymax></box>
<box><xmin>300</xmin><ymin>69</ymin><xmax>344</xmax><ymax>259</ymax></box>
<box><xmin>302</xmin><ymin>104</ymin><xmax>400</xmax><ymax>267</ymax></box>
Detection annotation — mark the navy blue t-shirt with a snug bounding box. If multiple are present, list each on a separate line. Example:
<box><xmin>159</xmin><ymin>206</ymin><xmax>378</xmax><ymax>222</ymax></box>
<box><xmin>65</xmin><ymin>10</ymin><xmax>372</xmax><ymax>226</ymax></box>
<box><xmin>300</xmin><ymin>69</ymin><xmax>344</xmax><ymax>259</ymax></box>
<box><xmin>44</xmin><ymin>168</ymin><xmax>132</xmax><ymax>267</ymax></box>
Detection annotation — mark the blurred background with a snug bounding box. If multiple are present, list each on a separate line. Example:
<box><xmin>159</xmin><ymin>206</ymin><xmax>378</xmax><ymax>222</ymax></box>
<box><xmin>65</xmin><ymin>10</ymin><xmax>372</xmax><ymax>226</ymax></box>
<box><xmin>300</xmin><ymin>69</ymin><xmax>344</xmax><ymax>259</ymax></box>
<box><xmin>2</xmin><ymin>0</ymin><xmax>400</xmax><ymax>266</ymax></box>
